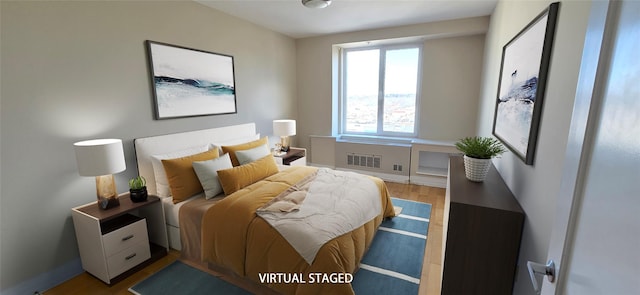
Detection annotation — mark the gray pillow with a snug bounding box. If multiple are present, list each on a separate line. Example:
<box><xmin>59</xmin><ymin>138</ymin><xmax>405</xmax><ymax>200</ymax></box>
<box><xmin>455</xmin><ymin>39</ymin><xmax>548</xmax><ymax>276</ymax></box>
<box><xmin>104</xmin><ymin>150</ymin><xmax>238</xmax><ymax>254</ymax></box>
<box><xmin>235</xmin><ymin>144</ymin><xmax>271</xmax><ymax>165</ymax></box>
<box><xmin>192</xmin><ymin>153</ymin><xmax>233</xmax><ymax>199</ymax></box>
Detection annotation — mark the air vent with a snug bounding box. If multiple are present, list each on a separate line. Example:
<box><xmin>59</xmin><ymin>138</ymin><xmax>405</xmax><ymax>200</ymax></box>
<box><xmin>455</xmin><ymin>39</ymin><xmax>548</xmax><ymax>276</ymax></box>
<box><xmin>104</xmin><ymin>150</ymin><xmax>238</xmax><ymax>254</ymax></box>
<box><xmin>347</xmin><ymin>153</ymin><xmax>381</xmax><ymax>169</ymax></box>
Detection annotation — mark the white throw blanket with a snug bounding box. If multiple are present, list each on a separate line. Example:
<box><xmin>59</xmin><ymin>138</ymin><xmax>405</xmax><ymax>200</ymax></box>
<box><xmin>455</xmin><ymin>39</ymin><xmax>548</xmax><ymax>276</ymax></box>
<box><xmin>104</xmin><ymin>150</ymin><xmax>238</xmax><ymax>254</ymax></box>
<box><xmin>256</xmin><ymin>168</ymin><xmax>381</xmax><ymax>264</ymax></box>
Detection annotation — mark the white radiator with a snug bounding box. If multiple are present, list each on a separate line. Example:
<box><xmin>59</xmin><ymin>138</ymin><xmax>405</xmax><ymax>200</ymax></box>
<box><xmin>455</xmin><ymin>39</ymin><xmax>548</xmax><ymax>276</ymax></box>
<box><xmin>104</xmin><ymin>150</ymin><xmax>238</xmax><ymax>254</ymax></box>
<box><xmin>310</xmin><ymin>135</ymin><xmax>456</xmax><ymax>186</ymax></box>
<box><xmin>335</xmin><ymin>141</ymin><xmax>410</xmax><ymax>183</ymax></box>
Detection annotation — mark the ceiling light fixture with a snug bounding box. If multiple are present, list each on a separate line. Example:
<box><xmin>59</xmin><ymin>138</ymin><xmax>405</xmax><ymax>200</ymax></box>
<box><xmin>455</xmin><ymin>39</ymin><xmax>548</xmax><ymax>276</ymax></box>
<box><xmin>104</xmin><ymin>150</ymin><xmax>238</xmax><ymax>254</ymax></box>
<box><xmin>302</xmin><ymin>0</ymin><xmax>332</xmax><ymax>9</ymax></box>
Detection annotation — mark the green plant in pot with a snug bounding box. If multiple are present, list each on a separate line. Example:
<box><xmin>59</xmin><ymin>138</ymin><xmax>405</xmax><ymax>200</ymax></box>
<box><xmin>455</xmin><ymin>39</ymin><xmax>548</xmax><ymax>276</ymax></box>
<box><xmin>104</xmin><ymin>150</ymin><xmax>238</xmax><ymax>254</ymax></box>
<box><xmin>455</xmin><ymin>136</ymin><xmax>506</xmax><ymax>182</ymax></box>
<box><xmin>128</xmin><ymin>175</ymin><xmax>148</xmax><ymax>202</ymax></box>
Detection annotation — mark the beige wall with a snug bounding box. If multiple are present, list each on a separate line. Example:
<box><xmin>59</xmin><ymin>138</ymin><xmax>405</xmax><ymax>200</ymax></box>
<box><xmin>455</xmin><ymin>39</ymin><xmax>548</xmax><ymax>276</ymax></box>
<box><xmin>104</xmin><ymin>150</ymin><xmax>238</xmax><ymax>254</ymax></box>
<box><xmin>476</xmin><ymin>1</ymin><xmax>592</xmax><ymax>294</ymax></box>
<box><xmin>0</xmin><ymin>1</ymin><xmax>597</xmax><ymax>293</ymax></box>
<box><xmin>0</xmin><ymin>1</ymin><xmax>296</xmax><ymax>293</ymax></box>
<box><xmin>420</xmin><ymin>34</ymin><xmax>484</xmax><ymax>140</ymax></box>
<box><xmin>295</xmin><ymin>17</ymin><xmax>490</xmax><ymax>152</ymax></box>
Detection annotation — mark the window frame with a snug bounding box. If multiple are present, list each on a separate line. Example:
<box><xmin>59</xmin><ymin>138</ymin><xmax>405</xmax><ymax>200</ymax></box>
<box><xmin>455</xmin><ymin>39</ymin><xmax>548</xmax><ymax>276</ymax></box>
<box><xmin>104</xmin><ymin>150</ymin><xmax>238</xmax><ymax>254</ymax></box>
<box><xmin>339</xmin><ymin>43</ymin><xmax>422</xmax><ymax>138</ymax></box>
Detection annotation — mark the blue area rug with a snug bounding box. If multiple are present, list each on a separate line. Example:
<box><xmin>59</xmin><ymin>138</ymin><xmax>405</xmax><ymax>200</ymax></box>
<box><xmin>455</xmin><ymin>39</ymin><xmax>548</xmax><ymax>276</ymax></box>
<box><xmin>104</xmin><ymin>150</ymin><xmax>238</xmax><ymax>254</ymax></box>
<box><xmin>130</xmin><ymin>198</ymin><xmax>431</xmax><ymax>295</ymax></box>
<box><xmin>352</xmin><ymin>198</ymin><xmax>432</xmax><ymax>295</ymax></box>
<box><xmin>129</xmin><ymin>262</ymin><xmax>251</xmax><ymax>295</ymax></box>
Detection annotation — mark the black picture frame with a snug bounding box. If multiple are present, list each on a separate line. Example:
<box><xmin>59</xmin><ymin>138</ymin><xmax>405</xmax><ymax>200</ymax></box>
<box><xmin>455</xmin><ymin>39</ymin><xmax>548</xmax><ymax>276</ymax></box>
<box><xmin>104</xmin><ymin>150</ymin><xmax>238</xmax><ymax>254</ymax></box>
<box><xmin>145</xmin><ymin>41</ymin><xmax>237</xmax><ymax>119</ymax></box>
<box><xmin>492</xmin><ymin>2</ymin><xmax>559</xmax><ymax>165</ymax></box>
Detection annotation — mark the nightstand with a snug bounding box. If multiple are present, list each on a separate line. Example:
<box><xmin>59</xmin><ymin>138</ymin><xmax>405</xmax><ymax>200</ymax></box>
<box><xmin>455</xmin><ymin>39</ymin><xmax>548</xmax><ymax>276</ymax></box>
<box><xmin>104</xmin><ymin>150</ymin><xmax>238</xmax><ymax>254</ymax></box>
<box><xmin>273</xmin><ymin>147</ymin><xmax>307</xmax><ymax>166</ymax></box>
<box><xmin>71</xmin><ymin>194</ymin><xmax>168</xmax><ymax>284</ymax></box>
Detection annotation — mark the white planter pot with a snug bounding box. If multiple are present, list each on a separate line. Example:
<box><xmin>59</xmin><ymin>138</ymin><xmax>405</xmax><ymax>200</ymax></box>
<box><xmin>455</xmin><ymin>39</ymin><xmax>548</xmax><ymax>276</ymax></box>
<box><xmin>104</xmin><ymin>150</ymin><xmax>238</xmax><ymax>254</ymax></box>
<box><xmin>463</xmin><ymin>155</ymin><xmax>492</xmax><ymax>182</ymax></box>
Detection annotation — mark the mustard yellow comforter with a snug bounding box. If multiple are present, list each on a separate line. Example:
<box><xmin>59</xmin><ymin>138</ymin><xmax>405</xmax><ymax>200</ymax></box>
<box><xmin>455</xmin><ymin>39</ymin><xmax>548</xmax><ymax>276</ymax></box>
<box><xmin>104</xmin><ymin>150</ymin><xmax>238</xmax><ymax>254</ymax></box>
<box><xmin>201</xmin><ymin>166</ymin><xmax>395</xmax><ymax>295</ymax></box>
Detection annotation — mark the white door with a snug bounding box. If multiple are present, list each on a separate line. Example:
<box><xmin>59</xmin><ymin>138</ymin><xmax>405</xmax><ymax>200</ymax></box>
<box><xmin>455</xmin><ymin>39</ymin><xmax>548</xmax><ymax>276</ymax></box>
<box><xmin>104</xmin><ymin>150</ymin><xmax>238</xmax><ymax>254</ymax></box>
<box><xmin>537</xmin><ymin>0</ymin><xmax>640</xmax><ymax>294</ymax></box>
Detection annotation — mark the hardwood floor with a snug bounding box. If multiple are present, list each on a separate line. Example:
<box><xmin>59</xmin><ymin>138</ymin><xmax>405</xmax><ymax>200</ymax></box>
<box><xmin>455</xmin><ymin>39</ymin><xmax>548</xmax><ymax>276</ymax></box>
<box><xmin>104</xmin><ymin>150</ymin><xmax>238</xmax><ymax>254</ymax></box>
<box><xmin>385</xmin><ymin>182</ymin><xmax>445</xmax><ymax>295</ymax></box>
<box><xmin>44</xmin><ymin>250</ymin><xmax>180</xmax><ymax>295</ymax></box>
<box><xmin>45</xmin><ymin>182</ymin><xmax>445</xmax><ymax>295</ymax></box>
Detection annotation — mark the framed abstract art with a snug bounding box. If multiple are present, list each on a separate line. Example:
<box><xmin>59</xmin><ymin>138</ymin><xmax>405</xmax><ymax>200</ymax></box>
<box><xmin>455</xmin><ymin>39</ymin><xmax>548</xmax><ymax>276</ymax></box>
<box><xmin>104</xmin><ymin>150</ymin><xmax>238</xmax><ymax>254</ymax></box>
<box><xmin>492</xmin><ymin>2</ymin><xmax>559</xmax><ymax>165</ymax></box>
<box><xmin>146</xmin><ymin>41</ymin><xmax>237</xmax><ymax>119</ymax></box>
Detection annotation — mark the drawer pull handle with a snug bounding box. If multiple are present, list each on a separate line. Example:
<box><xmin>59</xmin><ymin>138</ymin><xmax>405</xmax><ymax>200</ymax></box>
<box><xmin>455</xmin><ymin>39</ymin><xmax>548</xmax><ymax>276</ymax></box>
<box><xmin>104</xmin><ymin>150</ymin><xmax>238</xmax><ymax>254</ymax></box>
<box><xmin>125</xmin><ymin>253</ymin><xmax>137</xmax><ymax>260</ymax></box>
<box><xmin>122</xmin><ymin>235</ymin><xmax>134</xmax><ymax>241</ymax></box>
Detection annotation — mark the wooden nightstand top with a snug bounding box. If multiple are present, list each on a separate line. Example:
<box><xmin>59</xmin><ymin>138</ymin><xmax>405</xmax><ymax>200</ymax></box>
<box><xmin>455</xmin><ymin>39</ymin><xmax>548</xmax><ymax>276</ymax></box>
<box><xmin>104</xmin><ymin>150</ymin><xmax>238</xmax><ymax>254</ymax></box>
<box><xmin>75</xmin><ymin>194</ymin><xmax>160</xmax><ymax>223</ymax></box>
<box><xmin>275</xmin><ymin>147</ymin><xmax>306</xmax><ymax>166</ymax></box>
<box><xmin>275</xmin><ymin>147</ymin><xmax>305</xmax><ymax>159</ymax></box>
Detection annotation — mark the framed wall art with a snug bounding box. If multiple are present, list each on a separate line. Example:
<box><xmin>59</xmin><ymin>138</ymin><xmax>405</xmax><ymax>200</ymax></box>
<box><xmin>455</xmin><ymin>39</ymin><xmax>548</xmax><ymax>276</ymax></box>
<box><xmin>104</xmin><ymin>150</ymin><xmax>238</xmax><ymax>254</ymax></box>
<box><xmin>492</xmin><ymin>2</ymin><xmax>559</xmax><ymax>165</ymax></box>
<box><xmin>146</xmin><ymin>41</ymin><xmax>237</xmax><ymax>119</ymax></box>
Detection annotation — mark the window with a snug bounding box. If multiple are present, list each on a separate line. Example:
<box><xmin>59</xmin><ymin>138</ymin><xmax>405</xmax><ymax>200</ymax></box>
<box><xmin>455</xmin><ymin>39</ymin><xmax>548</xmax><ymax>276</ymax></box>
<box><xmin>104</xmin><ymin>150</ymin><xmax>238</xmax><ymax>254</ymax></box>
<box><xmin>341</xmin><ymin>44</ymin><xmax>421</xmax><ymax>136</ymax></box>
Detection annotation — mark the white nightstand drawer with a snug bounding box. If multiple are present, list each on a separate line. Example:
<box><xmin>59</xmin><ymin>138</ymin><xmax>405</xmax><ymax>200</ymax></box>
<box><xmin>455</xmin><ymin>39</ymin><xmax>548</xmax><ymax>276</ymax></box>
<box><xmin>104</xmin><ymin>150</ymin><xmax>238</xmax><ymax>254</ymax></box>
<box><xmin>102</xmin><ymin>219</ymin><xmax>148</xmax><ymax>257</ymax></box>
<box><xmin>106</xmin><ymin>241</ymin><xmax>151</xmax><ymax>278</ymax></box>
<box><xmin>288</xmin><ymin>157</ymin><xmax>306</xmax><ymax>166</ymax></box>
<box><xmin>72</xmin><ymin>195</ymin><xmax>167</xmax><ymax>284</ymax></box>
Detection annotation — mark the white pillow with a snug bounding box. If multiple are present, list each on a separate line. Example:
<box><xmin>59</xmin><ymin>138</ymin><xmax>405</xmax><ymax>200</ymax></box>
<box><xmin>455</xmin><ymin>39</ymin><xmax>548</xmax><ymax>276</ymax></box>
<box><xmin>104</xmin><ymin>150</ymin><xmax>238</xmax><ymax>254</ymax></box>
<box><xmin>212</xmin><ymin>134</ymin><xmax>260</xmax><ymax>154</ymax></box>
<box><xmin>192</xmin><ymin>153</ymin><xmax>233</xmax><ymax>199</ymax></box>
<box><xmin>235</xmin><ymin>144</ymin><xmax>271</xmax><ymax>165</ymax></box>
<box><xmin>150</xmin><ymin>144</ymin><xmax>212</xmax><ymax>198</ymax></box>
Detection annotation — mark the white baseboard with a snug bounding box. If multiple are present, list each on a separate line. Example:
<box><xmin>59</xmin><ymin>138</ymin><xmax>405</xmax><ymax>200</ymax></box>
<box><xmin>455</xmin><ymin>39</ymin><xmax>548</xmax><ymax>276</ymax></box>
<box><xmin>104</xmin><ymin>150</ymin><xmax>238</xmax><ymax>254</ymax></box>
<box><xmin>409</xmin><ymin>175</ymin><xmax>447</xmax><ymax>188</ymax></box>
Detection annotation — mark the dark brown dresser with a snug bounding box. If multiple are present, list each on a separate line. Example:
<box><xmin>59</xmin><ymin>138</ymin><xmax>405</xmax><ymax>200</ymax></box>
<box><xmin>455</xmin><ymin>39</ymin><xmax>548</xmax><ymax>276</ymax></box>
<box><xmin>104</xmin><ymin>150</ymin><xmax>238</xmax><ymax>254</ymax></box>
<box><xmin>441</xmin><ymin>156</ymin><xmax>524</xmax><ymax>294</ymax></box>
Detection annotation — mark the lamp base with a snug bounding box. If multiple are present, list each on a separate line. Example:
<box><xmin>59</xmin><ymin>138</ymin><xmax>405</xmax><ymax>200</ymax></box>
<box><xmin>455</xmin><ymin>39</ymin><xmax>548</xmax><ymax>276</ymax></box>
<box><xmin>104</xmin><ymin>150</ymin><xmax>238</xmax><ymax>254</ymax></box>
<box><xmin>279</xmin><ymin>136</ymin><xmax>291</xmax><ymax>153</ymax></box>
<box><xmin>95</xmin><ymin>174</ymin><xmax>120</xmax><ymax>210</ymax></box>
<box><xmin>97</xmin><ymin>196</ymin><xmax>120</xmax><ymax>210</ymax></box>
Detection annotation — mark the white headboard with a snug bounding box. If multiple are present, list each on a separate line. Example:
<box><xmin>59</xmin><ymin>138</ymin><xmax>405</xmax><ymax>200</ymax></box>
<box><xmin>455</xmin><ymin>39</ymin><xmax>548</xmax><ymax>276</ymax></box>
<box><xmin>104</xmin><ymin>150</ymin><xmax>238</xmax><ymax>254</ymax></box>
<box><xmin>134</xmin><ymin>123</ymin><xmax>257</xmax><ymax>195</ymax></box>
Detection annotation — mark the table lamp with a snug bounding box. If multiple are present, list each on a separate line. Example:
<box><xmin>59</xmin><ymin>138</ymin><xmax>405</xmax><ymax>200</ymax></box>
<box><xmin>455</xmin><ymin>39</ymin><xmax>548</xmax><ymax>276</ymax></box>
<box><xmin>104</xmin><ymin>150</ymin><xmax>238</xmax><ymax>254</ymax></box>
<box><xmin>273</xmin><ymin>119</ymin><xmax>296</xmax><ymax>155</ymax></box>
<box><xmin>74</xmin><ymin>139</ymin><xmax>126</xmax><ymax>210</ymax></box>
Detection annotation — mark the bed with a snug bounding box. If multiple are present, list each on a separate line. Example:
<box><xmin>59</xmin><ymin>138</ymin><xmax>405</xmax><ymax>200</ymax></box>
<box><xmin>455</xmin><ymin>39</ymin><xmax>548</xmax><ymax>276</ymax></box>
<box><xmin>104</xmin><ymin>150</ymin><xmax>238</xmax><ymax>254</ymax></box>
<box><xmin>134</xmin><ymin>123</ymin><xmax>395</xmax><ymax>294</ymax></box>
<box><xmin>134</xmin><ymin>123</ymin><xmax>260</xmax><ymax>249</ymax></box>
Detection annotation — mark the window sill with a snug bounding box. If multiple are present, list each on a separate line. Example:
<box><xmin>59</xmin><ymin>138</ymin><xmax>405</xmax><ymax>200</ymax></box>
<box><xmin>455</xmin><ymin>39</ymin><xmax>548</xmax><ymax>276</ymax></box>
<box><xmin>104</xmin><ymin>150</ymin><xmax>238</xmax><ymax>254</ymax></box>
<box><xmin>336</xmin><ymin>134</ymin><xmax>414</xmax><ymax>147</ymax></box>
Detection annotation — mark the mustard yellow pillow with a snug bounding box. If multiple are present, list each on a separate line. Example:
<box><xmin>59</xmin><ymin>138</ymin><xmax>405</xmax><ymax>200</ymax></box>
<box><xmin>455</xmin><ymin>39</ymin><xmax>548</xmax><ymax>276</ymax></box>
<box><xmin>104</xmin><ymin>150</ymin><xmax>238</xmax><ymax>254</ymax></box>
<box><xmin>161</xmin><ymin>149</ymin><xmax>219</xmax><ymax>203</ymax></box>
<box><xmin>221</xmin><ymin>137</ymin><xmax>269</xmax><ymax>166</ymax></box>
<box><xmin>217</xmin><ymin>155</ymin><xmax>279</xmax><ymax>196</ymax></box>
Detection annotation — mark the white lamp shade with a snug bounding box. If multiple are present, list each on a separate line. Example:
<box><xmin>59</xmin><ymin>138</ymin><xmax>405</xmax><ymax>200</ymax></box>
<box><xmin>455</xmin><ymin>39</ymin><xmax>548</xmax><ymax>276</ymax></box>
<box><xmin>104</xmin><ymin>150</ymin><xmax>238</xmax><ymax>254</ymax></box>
<box><xmin>273</xmin><ymin>120</ymin><xmax>296</xmax><ymax>137</ymax></box>
<box><xmin>74</xmin><ymin>139</ymin><xmax>126</xmax><ymax>176</ymax></box>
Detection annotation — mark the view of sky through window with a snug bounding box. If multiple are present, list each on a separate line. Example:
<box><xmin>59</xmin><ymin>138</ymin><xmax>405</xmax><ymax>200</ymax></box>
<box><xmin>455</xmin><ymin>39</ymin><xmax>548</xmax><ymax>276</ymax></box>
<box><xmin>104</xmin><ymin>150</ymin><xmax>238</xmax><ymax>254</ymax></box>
<box><xmin>345</xmin><ymin>49</ymin><xmax>380</xmax><ymax>133</ymax></box>
<box><xmin>345</xmin><ymin>47</ymin><xmax>418</xmax><ymax>135</ymax></box>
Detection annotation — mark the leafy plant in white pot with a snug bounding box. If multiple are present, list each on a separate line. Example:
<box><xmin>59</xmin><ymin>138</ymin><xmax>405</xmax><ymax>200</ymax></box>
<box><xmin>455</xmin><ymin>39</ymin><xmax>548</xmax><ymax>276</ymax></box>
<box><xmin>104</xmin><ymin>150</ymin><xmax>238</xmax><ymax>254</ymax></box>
<box><xmin>455</xmin><ymin>136</ymin><xmax>506</xmax><ymax>182</ymax></box>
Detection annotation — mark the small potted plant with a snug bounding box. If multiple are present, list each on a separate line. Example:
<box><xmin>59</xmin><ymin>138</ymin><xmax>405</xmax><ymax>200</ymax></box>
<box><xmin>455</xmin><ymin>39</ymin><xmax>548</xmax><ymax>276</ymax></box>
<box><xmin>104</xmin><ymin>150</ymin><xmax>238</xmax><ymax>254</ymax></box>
<box><xmin>455</xmin><ymin>136</ymin><xmax>506</xmax><ymax>182</ymax></box>
<box><xmin>128</xmin><ymin>175</ymin><xmax>148</xmax><ymax>202</ymax></box>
